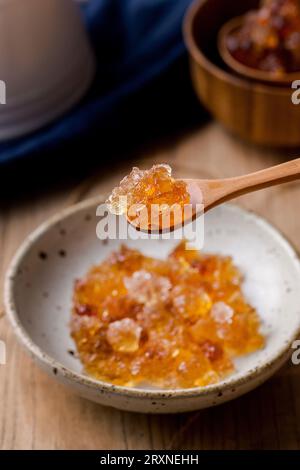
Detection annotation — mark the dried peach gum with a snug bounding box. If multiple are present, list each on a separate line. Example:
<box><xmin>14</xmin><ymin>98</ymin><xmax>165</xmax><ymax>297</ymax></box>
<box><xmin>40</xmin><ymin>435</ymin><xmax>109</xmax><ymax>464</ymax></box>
<box><xmin>106</xmin><ymin>164</ymin><xmax>190</xmax><ymax>229</ymax></box>
<box><xmin>227</xmin><ymin>0</ymin><xmax>300</xmax><ymax>74</ymax></box>
<box><xmin>71</xmin><ymin>241</ymin><xmax>264</xmax><ymax>389</ymax></box>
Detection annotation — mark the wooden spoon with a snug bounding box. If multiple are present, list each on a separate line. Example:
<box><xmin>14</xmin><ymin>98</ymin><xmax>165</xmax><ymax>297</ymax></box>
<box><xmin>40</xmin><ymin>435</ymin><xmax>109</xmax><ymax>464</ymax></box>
<box><xmin>128</xmin><ymin>158</ymin><xmax>300</xmax><ymax>234</ymax></box>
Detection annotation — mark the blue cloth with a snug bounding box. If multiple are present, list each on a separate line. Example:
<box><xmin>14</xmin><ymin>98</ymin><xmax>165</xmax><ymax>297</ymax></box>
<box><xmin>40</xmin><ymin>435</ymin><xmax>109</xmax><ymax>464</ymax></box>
<box><xmin>0</xmin><ymin>0</ymin><xmax>195</xmax><ymax>166</ymax></box>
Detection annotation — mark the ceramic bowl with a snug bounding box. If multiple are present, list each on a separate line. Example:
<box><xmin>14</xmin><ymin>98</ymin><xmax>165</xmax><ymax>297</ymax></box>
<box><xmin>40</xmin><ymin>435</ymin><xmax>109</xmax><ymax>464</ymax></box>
<box><xmin>4</xmin><ymin>196</ymin><xmax>300</xmax><ymax>413</ymax></box>
<box><xmin>0</xmin><ymin>0</ymin><xmax>95</xmax><ymax>140</ymax></box>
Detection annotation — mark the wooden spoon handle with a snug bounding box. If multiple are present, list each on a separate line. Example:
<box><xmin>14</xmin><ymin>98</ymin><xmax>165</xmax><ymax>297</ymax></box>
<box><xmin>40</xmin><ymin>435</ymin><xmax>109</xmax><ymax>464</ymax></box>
<box><xmin>227</xmin><ymin>157</ymin><xmax>300</xmax><ymax>192</ymax></box>
<box><xmin>202</xmin><ymin>158</ymin><xmax>300</xmax><ymax>209</ymax></box>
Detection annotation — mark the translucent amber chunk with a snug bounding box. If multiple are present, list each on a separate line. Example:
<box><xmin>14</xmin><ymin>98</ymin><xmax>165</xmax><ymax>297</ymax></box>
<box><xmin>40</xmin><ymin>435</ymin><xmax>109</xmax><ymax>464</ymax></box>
<box><xmin>107</xmin><ymin>318</ymin><xmax>142</xmax><ymax>353</ymax></box>
<box><xmin>71</xmin><ymin>241</ymin><xmax>264</xmax><ymax>389</ymax></box>
<box><xmin>226</xmin><ymin>0</ymin><xmax>300</xmax><ymax>75</ymax></box>
<box><xmin>106</xmin><ymin>164</ymin><xmax>190</xmax><ymax>230</ymax></box>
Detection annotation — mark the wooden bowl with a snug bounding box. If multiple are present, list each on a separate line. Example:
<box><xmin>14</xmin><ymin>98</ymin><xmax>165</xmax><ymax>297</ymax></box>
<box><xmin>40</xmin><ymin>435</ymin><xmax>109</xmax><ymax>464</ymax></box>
<box><xmin>218</xmin><ymin>16</ymin><xmax>300</xmax><ymax>86</ymax></box>
<box><xmin>183</xmin><ymin>0</ymin><xmax>300</xmax><ymax>147</ymax></box>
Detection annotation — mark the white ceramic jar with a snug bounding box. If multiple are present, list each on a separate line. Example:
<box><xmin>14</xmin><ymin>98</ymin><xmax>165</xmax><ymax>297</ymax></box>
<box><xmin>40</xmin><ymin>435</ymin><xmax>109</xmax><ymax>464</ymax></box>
<box><xmin>0</xmin><ymin>0</ymin><xmax>95</xmax><ymax>140</ymax></box>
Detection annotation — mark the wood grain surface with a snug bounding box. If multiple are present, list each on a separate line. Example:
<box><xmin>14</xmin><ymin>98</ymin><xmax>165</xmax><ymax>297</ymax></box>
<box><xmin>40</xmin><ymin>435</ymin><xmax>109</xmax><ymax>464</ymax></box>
<box><xmin>1</xmin><ymin>122</ymin><xmax>300</xmax><ymax>450</ymax></box>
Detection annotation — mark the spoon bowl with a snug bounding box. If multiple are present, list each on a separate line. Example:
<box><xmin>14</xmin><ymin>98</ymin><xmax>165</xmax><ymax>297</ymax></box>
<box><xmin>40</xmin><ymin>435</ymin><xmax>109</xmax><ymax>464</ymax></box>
<box><xmin>125</xmin><ymin>180</ymin><xmax>204</xmax><ymax>234</ymax></box>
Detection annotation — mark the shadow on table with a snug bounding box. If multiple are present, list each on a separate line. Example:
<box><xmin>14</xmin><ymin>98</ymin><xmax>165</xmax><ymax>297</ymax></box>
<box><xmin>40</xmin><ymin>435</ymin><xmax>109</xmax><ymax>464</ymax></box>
<box><xmin>0</xmin><ymin>56</ymin><xmax>209</xmax><ymax>206</ymax></box>
<box><xmin>79</xmin><ymin>364</ymin><xmax>298</xmax><ymax>450</ymax></box>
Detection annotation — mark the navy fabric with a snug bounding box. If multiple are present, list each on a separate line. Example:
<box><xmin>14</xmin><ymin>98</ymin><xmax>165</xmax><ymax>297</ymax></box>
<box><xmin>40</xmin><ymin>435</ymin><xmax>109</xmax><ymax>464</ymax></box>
<box><xmin>0</xmin><ymin>0</ymin><xmax>195</xmax><ymax>166</ymax></box>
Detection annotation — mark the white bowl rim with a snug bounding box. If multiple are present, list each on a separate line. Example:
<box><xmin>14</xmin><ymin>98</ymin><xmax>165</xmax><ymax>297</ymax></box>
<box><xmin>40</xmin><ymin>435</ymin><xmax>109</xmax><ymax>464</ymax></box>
<box><xmin>4</xmin><ymin>195</ymin><xmax>300</xmax><ymax>400</ymax></box>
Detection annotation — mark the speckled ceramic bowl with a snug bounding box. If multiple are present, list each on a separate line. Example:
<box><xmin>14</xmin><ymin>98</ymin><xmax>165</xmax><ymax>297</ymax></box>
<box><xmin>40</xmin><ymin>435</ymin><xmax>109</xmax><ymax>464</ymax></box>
<box><xmin>4</xmin><ymin>196</ymin><xmax>300</xmax><ymax>413</ymax></box>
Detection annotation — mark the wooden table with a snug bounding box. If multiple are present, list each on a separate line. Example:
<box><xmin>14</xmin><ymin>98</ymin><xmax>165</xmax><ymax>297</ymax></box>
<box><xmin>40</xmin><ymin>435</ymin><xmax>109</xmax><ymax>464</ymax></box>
<box><xmin>1</xmin><ymin>122</ymin><xmax>300</xmax><ymax>450</ymax></box>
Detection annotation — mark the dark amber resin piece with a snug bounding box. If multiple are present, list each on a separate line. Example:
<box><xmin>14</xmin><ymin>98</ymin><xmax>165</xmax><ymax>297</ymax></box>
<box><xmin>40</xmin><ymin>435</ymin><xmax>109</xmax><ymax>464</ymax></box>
<box><xmin>227</xmin><ymin>0</ymin><xmax>300</xmax><ymax>75</ymax></box>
